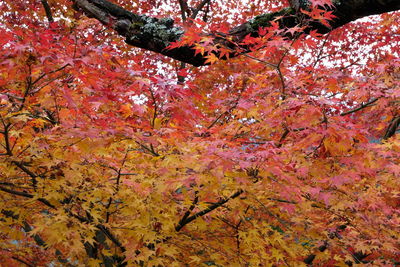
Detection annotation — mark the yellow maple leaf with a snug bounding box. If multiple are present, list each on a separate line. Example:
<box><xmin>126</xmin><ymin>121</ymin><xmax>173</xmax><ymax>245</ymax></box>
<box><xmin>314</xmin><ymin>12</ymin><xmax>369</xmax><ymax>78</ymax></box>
<box><xmin>119</xmin><ymin>103</ymin><xmax>133</xmax><ymax>118</ymax></box>
<box><xmin>204</xmin><ymin>53</ymin><xmax>219</xmax><ymax>64</ymax></box>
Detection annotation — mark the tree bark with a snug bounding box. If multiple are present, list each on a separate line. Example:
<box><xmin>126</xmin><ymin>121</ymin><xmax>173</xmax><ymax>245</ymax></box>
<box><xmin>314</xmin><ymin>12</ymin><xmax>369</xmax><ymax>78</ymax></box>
<box><xmin>72</xmin><ymin>0</ymin><xmax>400</xmax><ymax>66</ymax></box>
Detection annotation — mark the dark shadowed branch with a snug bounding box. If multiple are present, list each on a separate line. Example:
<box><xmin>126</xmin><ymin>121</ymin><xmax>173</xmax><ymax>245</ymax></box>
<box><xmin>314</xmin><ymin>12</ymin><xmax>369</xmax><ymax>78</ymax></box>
<box><xmin>41</xmin><ymin>0</ymin><xmax>54</xmax><ymax>23</ymax></box>
<box><xmin>383</xmin><ymin>116</ymin><xmax>400</xmax><ymax>140</ymax></box>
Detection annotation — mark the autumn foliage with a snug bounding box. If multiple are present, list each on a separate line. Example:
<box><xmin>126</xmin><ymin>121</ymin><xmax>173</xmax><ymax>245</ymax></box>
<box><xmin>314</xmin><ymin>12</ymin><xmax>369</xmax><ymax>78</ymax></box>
<box><xmin>0</xmin><ymin>0</ymin><xmax>399</xmax><ymax>266</ymax></box>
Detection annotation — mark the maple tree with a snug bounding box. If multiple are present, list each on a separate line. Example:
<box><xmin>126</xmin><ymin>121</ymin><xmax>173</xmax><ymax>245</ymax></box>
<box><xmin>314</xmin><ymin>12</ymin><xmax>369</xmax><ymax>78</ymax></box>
<box><xmin>0</xmin><ymin>0</ymin><xmax>399</xmax><ymax>266</ymax></box>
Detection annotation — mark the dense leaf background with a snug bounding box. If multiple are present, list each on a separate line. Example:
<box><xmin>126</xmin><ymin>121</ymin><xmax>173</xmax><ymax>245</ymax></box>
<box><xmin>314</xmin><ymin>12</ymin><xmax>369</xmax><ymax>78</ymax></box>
<box><xmin>0</xmin><ymin>0</ymin><xmax>399</xmax><ymax>265</ymax></box>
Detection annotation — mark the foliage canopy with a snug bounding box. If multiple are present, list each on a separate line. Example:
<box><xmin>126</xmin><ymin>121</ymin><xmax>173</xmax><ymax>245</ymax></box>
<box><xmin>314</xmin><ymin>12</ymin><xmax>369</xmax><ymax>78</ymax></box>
<box><xmin>0</xmin><ymin>0</ymin><xmax>399</xmax><ymax>266</ymax></box>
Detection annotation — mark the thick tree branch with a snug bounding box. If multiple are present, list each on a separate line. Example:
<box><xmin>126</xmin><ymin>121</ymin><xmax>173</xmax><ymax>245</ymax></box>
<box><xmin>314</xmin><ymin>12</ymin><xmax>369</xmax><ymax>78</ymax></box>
<box><xmin>72</xmin><ymin>0</ymin><xmax>400</xmax><ymax>66</ymax></box>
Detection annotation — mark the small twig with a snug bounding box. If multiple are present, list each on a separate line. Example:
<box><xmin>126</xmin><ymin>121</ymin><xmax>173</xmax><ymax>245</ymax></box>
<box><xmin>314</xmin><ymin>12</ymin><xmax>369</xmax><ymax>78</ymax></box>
<box><xmin>311</xmin><ymin>32</ymin><xmax>331</xmax><ymax>70</ymax></box>
<box><xmin>277</xmin><ymin>67</ymin><xmax>286</xmax><ymax>100</ymax></box>
<box><xmin>135</xmin><ymin>141</ymin><xmax>160</xmax><ymax>157</ymax></box>
<box><xmin>32</xmin><ymin>64</ymin><xmax>70</xmax><ymax>87</ymax></box>
<box><xmin>1</xmin><ymin>181</ymin><xmax>126</xmax><ymax>259</ymax></box>
<box><xmin>277</xmin><ymin>126</ymin><xmax>290</xmax><ymax>147</ymax></box>
<box><xmin>207</xmin><ymin>82</ymin><xmax>244</xmax><ymax>129</ymax></box>
<box><xmin>267</xmin><ymin>197</ymin><xmax>297</xmax><ymax>204</ymax></box>
<box><xmin>106</xmin><ymin>150</ymin><xmax>129</xmax><ymax>222</ymax></box>
<box><xmin>207</xmin><ymin>110</ymin><xmax>228</xmax><ymax>129</ymax></box>
<box><xmin>176</xmin><ymin>191</ymin><xmax>199</xmax><ymax>229</ymax></box>
<box><xmin>18</xmin><ymin>64</ymin><xmax>33</xmax><ymax>112</ymax></box>
<box><xmin>251</xmin><ymin>195</ymin><xmax>291</xmax><ymax>227</ymax></box>
<box><xmin>242</xmin><ymin>54</ymin><xmax>277</xmax><ymax>69</ymax></box>
<box><xmin>31</xmin><ymin>73</ymin><xmax>69</xmax><ymax>95</ymax></box>
<box><xmin>339</xmin><ymin>60</ymin><xmax>360</xmax><ymax>71</ymax></box>
<box><xmin>148</xmin><ymin>87</ymin><xmax>158</xmax><ymax>128</ymax></box>
<box><xmin>276</xmin><ymin>38</ymin><xmax>298</xmax><ymax>100</ymax></box>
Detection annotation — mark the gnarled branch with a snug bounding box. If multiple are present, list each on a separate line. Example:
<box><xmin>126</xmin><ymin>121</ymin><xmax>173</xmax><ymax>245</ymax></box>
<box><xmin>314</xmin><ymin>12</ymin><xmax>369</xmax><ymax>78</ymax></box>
<box><xmin>71</xmin><ymin>0</ymin><xmax>400</xmax><ymax>66</ymax></box>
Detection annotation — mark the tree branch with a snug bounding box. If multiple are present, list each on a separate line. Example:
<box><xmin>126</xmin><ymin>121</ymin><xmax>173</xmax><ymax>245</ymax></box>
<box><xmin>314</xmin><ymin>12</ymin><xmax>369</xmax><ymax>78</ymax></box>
<box><xmin>340</xmin><ymin>98</ymin><xmax>379</xmax><ymax>116</ymax></box>
<box><xmin>0</xmin><ymin>185</ymin><xmax>56</xmax><ymax>209</ymax></box>
<box><xmin>11</xmin><ymin>161</ymin><xmax>39</xmax><ymax>190</ymax></box>
<box><xmin>72</xmin><ymin>0</ymin><xmax>400</xmax><ymax>66</ymax></box>
<box><xmin>40</xmin><ymin>0</ymin><xmax>54</xmax><ymax>23</ymax></box>
<box><xmin>1</xmin><ymin>210</ymin><xmax>73</xmax><ymax>265</ymax></box>
<box><xmin>383</xmin><ymin>116</ymin><xmax>400</xmax><ymax>140</ymax></box>
<box><xmin>11</xmin><ymin>256</ymin><xmax>34</xmax><ymax>267</ymax></box>
<box><xmin>178</xmin><ymin>0</ymin><xmax>188</xmax><ymax>22</ymax></box>
<box><xmin>0</xmin><ymin>176</ymin><xmax>126</xmax><ymax>261</ymax></box>
<box><xmin>175</xmin><ymin>189</ymin><xmax>243</xmax><ymax>231</ymax></box>
<box><xmin>176</xmin><ymin>192</ymin><xmax>199</xmax><ymax>230</ymax></box>
<box><xmin>190</xmin><ymin>0</ymin><xmax>212</xmax><ymax>20</ymax></box>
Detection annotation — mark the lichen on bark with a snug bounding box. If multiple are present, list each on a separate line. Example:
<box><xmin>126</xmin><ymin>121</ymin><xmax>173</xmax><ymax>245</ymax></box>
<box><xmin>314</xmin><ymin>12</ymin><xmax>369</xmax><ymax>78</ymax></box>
<box><xmin>124</xmin><ymin>15</ymin><xmax>183</xmax><ymax>47</ymax></box>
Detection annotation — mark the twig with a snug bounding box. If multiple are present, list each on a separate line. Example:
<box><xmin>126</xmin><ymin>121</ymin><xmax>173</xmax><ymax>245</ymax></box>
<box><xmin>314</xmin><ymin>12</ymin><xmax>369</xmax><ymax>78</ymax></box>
<box><xmin>277</xmin><ymin>67</ymin><xmax>286</xmax><ymax>100</ymax></box>
<box><xmin>207</xmin><ymin>81</ymin><xmax>244</xmax><ymax>129</ymax></box>
<box><xmin>311</xmin><ymin>32</ymin><xmax>331</xmax><ymax>70</ymax></box>
<box><xmin>277</xmin><ymin>38</ymin><xmax>298</xmax><ymax>100</ymax></box>
<box><xmin>148</xmin><ymin>87</ymin><xmax>158</xmax><ymax>129</ymax></box>
<box><xmin>106</xmin><ymin>150</ymin><xmax>129</xmax><ymax>222</ymax></box>
<box><xmin>32</xmin><ymin>64</ymin><xmax>70</xmax><ymax>87</ymax></box>
<box><xmin>277</xmin><ymin>126</ymin><xmax>290</xmax><ymax>147</ymax></box>
<box><xmin>242</xmin><ymin>54</ymin><xmax>277</xmax><ymax>69</ymax></box>
<box><xmin>135</xmin><ymin>140</ymin><xmax>160</xmax><ymax>157</ymax></box>
<box><xmin>207</xmin><ymin>110</ymin><xmax>228</xmax><ymax>129</ymax></box>
<box><xmin>267</xmin><ymin>197</ymin><xmax>297</xmax><ymax>204</ymax></box>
